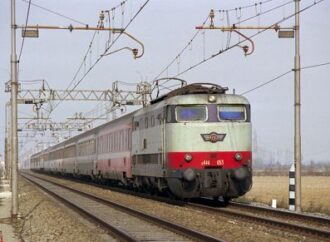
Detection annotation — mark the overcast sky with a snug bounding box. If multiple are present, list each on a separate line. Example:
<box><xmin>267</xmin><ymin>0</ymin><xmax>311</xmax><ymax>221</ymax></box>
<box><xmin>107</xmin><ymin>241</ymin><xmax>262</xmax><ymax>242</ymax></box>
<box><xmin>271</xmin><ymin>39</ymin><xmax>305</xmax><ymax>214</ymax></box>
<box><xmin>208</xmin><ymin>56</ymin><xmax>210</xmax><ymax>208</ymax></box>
<box><xmin>1</xmin><ymin>0</ymin><xmax>329</xmax><ymax>164</ymax></box>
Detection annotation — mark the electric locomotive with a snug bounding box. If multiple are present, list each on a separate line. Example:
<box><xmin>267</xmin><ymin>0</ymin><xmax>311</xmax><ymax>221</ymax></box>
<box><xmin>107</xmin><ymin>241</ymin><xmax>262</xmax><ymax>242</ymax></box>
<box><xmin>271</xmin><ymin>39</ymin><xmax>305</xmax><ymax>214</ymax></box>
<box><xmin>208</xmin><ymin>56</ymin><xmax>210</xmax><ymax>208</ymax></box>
<box><xmin>132</xmin><ymin>83</ymin><xmax>252</xmax><ymax>200</ymax></box>
<box><xmin>30</xmin><ymin>83</ymin><xmax>252</xmax><ymax>201</ymax></box>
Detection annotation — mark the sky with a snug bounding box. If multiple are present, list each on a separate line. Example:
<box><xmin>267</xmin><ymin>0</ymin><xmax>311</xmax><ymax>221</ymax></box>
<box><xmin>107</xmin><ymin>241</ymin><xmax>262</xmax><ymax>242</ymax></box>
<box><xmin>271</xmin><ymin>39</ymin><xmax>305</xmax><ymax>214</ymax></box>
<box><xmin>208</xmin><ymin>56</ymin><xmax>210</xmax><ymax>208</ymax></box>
<box><xmin>0</xmin><ymin>0</ymin><xmax>329</xmax><ymax>165</ymax></box>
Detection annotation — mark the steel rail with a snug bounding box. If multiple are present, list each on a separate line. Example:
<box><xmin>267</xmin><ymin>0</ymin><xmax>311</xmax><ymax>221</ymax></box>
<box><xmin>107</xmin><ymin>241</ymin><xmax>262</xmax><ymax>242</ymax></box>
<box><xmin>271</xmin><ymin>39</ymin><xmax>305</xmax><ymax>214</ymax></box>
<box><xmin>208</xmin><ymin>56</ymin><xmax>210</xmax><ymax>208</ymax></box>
<box><xmin>22</xmin><ymin>172</ymin><xmax>225</xmax><ymax>242</ymax></box>
<box><xmin>228</xmin><ymin>201</ymin><xmax>330</xmax><ymax>226</ymax></box>
<box><xmin>33</xmin><ymin>170</ymin><xmax>186</xmax><ymax>206</ymax></box>
<box><xmin>22</xmin><ymin>173</ymin><xmax>137</xmax><ymax>242</ymax></box>
<box><xmin>187</xmin><ymin>201</ymin><xmax>330</xmax><ymax>239</ymax></box>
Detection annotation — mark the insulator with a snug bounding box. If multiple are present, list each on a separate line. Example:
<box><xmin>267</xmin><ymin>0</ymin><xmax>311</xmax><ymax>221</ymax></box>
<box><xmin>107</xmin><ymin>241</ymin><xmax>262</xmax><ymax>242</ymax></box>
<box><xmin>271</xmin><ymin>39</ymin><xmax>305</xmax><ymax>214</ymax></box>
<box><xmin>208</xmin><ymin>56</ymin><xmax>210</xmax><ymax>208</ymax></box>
<box><xmin>242</xmin><ymin>45</ymin><xmax>249</xmax><ymax>55</ymax></box>
<box><xmin>132</xmin><ymin>48</ymin><xmax>138</xmax><ymax>58</ymax></box>
<box><xmin>209</xmin><ymin>9</ymin><xmax>215</xmax><ymax>19</ymax></box>
<box><xmin>99</xmin><ymin>11</ymin><xmax>105</xmax><ymax>21</ymax></box>
<box><xmin>209</xmin><ymin>9</ymin><xmax>215</xmax><ymax>27</ymax></box>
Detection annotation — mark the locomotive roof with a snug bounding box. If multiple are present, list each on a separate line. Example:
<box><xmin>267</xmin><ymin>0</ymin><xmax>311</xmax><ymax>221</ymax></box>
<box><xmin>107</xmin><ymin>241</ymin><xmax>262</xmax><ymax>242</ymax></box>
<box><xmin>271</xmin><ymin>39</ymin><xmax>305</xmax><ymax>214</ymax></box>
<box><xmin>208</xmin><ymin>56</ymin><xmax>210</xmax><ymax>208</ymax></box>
<box><xmin>150</xmin><ymin>83</ymin><xmax>229</xmax><ymax>104</ymax></box>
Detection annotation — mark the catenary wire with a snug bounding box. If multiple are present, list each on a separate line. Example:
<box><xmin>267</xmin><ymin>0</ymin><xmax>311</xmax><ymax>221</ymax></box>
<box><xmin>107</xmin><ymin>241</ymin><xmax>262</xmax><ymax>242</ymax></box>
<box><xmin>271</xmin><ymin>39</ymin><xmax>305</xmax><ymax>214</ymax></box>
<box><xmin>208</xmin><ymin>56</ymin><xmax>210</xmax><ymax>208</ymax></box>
<box><xmin>152</xmin><ymin>15</ymin><xmax>210</xmax><ymax>81</ymax></box>
<box><xmin>172</xmin><ymin>0</ymin><xmax>325</xmax><ymax>79</ymax></box>
<box><xmin>237</xmin><ymin>0</ymin><xmax>293</xmax><ymax>25</ymax></box>
<box><xmin>241</xmin><ymin>61</ymin><xmax>330</xmax><ymax>95</ymax></box>
<box><xmin>21</xmin><ymin>0</ymin><xmax>87</xmax><ymax>25</ymax></box>
<box><xmin>152</xmin><ymin>0</ymin><xmax>294</xmax><ymax>83</ymax></box>
<box><xmin>119</xmin><ymin>1</ymin><xmax>325</xmax><ymax>113</ymax></box>
<box><xmin>240</xmin><ymin>70</ymin><xmax>292</xmax><ymax>95</ymax></box>
<box><xmin>301</xmin><ymin>61</ymin><xmax>330</xmax><ymax>70</ymax></box>
<box><xmin>217</xmin><ymin>0</ymin><xmax>274</xmax><ymax>12</ymax></box>
<box><xmin>67</xmin><ymin>0</ymin><xmax>150</xmax><ymax>96</ymax></box>
<box><xmin>46</xmin><ymin>0</ymin><xmax>150</xmax><ymax>117</ymax></box>
<box><xmin>18</xmin><ymin>0</ymin><xmax>32</xmax><ymax>62</ymax></box>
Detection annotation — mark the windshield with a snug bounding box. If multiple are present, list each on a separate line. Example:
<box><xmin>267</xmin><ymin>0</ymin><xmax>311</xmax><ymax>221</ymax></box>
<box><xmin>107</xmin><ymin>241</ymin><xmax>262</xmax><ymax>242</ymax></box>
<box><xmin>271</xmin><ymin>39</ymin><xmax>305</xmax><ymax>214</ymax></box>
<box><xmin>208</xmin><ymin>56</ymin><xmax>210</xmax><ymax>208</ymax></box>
<box><xmin>218</xmin><ymin>105</ymin><xmax>246</xmax><ymax>121</ymax></box>
<box><xmin>176</xmin><ymin>105</ymin><xmax>207</xmax><ymax>122</ymax></box>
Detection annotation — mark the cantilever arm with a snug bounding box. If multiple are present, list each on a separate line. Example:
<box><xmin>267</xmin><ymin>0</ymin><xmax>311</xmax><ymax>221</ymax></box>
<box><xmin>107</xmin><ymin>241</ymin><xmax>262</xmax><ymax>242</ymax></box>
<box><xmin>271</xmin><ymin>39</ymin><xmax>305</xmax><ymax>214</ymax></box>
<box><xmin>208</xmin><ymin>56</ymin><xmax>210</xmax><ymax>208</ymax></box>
<box><xmin>102</xmin><ymin>31</ymin><xmax>144</xmax><ymax>59</ymax></box>
<box><xmin>232</xmin><ymin>30</ymin><xmax>255</xmax><ymax>56</ymax></box>
<box><xmin>102</xmin><ymin>47</ymin><xmax>135</xmax><ymax>57</ymax></box>
<box><xmin>121</xmin><ymin>31</ymin><xmax>145</xmax><ymax>59</ymax></box>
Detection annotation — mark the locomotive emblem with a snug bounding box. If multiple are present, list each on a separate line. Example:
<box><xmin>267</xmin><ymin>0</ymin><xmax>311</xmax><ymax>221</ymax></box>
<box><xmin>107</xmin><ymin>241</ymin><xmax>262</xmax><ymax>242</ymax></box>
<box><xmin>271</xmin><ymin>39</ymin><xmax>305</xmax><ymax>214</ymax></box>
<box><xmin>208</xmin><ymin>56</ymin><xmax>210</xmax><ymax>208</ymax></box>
<box><xmin>201</xmin><ymin>132</ymin><xmax>226</xmax><ymax>143</ymax></box>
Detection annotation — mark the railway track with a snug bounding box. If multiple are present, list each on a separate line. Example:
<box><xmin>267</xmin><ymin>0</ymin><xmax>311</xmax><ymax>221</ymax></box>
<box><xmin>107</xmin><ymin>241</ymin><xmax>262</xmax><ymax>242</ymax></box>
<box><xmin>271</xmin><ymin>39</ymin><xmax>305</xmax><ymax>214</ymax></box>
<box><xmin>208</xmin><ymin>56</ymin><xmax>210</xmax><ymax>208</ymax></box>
<box><xmin>21</xmin><ymin>172</ymin><xmax>225</xmax><ymax>242</ymax></box>
<box><xmin>188</xmin><ymin>198</ymin><xmax>330</xmax><ymax>240</ymax></box>
<box><xmin>228</xmin><ymin>201</ymin><xmax>330</xmax><ymax>228</ymax></box>
<box><xmin>34</xmin><ymin>170</ymin><xmax>186</xmax><ymax>206</ymax></box>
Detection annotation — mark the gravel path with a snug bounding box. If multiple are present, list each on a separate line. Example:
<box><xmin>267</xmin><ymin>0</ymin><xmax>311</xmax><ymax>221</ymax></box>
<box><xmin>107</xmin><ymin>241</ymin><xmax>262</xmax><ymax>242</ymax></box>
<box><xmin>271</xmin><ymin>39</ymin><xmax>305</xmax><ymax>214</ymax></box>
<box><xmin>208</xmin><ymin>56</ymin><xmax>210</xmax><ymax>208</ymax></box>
<box><xmin>31</xmin><ymin>173</ymin><xmax>321</xmax><ymax>242</ymax></box>
<box><xmin>17</xmin><ymin>176</ymin><xmax>114</xmax><ymax>242</ymax></box>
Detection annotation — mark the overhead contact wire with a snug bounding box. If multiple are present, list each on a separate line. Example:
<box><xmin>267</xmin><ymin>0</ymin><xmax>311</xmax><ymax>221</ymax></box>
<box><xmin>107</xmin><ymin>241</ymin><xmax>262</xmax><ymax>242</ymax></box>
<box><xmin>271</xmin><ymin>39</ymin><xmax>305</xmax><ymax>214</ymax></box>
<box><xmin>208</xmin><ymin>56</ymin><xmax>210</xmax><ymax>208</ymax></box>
<box><xmin>217</xmin><ymin>0</ymin><xmax>274</xmax><ymax>12</ymax></box>
<box><xmin>18</xmin><ymin>0</ymin><xmax>32</xmax><ymax>63</ymax></box>
<box><xmin>48</xmin><ymin>0</ymin><xmax>150</xmax><ymax>117</ymax></box>
<box><xmin>241</xmin><ymin>61</ymin><xmax>330</xmax><ymax>95</ymax></box>
<box><xmin>21</xmin><ymin>0</ymin><xmax>87</xmax><ymax>25</ymax></box>
<box><xmin>172</xmin><ymin>0</ymin><xmax>325</xmax><ymax>79</ymax></box>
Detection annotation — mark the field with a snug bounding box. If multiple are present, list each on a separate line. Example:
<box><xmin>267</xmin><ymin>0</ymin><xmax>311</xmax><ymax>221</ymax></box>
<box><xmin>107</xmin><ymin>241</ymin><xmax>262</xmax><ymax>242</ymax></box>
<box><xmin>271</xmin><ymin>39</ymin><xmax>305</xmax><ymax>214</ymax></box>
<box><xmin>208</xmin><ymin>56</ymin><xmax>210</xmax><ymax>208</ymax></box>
<box><xmin>237</xmin><ymin>176</ymin><xmax>330</xmax><ymax>215</ymax></box>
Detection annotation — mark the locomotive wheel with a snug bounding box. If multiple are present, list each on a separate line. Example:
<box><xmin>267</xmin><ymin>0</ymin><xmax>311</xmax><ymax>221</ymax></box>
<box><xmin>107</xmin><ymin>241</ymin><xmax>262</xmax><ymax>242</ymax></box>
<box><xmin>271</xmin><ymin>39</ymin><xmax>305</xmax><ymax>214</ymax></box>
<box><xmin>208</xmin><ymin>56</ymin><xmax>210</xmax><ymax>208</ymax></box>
<box><xmin>213</xmin><ymin>196</ymin><xmax>220</xmax><ymax>202</ymax></box>
<box><xmin>223</xmin><ymin>196</ymin><xmax>231</xmax><ymax>205</ymax></box>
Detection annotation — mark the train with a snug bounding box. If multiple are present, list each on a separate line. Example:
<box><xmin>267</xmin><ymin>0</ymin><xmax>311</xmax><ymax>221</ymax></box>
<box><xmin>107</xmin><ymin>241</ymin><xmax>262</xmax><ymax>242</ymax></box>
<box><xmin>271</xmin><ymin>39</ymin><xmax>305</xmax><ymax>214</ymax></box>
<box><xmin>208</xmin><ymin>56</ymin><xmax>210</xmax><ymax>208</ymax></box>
<box><xmin>30</xmin><ymin>83</ymin><xmax>252</xmax><ymax>201</ymax></box>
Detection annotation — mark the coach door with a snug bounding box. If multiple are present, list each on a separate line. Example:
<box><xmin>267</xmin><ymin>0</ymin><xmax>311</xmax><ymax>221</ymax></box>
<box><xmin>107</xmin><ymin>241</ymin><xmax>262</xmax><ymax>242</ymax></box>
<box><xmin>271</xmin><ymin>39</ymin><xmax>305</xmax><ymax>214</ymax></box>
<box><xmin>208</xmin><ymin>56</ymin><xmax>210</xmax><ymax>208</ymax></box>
<box><xmin>159</xmin><ymin>110</ymin><xmax>166</xmax><ymax>168</ymax></box>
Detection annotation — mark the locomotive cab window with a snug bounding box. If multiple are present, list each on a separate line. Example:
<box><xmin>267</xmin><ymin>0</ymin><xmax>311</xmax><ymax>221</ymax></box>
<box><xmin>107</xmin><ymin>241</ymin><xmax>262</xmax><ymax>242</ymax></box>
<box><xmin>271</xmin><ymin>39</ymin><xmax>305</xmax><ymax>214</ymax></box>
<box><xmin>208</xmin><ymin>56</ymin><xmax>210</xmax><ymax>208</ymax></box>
<box><xmin>175</xmin><ymin>105</ymin><xmax>207</xmax><ymax>122</ymax></box>
<box><xmin>218</xmin><ymin>105</ymin><xmax>246</xmax><ymax>121</ymax></box>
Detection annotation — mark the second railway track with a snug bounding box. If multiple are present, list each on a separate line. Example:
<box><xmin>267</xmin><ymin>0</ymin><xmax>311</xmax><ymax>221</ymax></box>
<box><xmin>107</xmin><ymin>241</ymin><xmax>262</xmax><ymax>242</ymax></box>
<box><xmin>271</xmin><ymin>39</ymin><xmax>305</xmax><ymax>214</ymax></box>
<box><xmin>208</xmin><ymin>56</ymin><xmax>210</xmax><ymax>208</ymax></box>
<box><xmin>188</xmin><ymin>198</ymin><xmax>330</xmax><ymax>240</ymax></box>
<box><xmin>21</xmin><ymin>172</ymin><xmax>225</xmax><ymax>242</ymax></box>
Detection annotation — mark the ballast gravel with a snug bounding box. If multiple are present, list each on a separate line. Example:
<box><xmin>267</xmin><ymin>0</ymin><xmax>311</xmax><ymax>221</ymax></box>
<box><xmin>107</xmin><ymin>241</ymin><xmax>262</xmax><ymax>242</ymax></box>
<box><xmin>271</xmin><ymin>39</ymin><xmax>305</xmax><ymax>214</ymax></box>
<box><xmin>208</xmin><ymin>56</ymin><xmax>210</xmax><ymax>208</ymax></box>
<box><xmin>30</xmin><ymin>172</ymin><xmax>323</xmax><ymax>242</ymax></box>
<box><xmin>16</xmin><ymin>176</ymin><xmax>114</xmax><ymax>242</ymax></box>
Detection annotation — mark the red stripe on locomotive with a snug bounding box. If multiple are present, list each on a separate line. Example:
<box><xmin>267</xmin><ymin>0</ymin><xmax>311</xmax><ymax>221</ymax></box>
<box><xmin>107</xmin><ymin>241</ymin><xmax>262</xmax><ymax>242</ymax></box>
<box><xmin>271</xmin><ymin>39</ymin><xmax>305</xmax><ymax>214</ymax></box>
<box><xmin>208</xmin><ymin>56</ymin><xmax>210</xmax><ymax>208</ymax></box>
<box><xmin>167</xmin><ymin>151</ymin><xmax>252</xmax><ymax>169</ymax></box>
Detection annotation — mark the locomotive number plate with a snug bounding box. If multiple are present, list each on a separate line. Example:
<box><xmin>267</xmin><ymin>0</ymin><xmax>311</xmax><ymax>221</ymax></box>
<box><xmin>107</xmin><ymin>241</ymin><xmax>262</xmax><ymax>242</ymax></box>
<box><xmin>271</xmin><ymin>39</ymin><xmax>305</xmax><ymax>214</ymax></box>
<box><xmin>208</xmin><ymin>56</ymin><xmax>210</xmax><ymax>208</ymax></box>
<box><xmin>201</xmin><ymin>160</ymin><xmax>211</xmax><ymax>166</ymax></box>
<box><xmin>201</xmin><ymin>159</ymin><xmax>225</xmax><ymax>166</ymax></box>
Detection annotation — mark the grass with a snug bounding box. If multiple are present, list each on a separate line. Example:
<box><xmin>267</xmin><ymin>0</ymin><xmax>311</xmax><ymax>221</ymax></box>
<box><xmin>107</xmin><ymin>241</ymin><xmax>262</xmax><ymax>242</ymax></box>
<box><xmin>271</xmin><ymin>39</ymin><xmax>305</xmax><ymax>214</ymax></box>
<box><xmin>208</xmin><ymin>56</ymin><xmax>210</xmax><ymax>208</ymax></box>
<box><xmin>236</xmin><ymin>176</ymin><xmax>330</xmax><ymax>215</ymax></box>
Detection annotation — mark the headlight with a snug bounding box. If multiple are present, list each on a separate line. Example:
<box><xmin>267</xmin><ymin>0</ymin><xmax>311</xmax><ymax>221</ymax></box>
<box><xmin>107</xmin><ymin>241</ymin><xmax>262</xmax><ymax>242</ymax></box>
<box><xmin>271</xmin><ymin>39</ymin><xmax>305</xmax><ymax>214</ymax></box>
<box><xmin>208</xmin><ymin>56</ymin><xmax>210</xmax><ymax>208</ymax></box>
<box><xmin>184</xmin><ymin>154</ymin><xmax>193</xmax><ymax>162</ymax></box>
<box><xmin>208</xmin><ymin>95</ymin><xmax>216</xmax><ymax>103</ymax></box>
<box><xmin>234</xmin><ymin>153</ymin><xmax>242</xmax><ymax>161</ymax></box>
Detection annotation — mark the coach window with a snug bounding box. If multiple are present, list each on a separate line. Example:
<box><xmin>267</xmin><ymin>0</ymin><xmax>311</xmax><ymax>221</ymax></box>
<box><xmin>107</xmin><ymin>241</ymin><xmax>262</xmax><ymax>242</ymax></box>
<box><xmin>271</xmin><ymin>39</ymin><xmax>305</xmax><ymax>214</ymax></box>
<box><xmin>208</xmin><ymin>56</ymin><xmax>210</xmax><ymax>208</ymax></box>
<box><xmin>120</xmin><ymin>130</ymin><xmax>124</xmax><ymax>150</ymax></box>
<box><xmin>157</xmin><ymin>113</ymin><xmax>163</xmax><ymax>125</ymax></box>
<box><xmin>128</xmin><ymin>129</ymin><xmax>132</xmax><ymax>149</ymax></box>
<box><xmin>175</xmin><ymin>105</ymin><xmax>207</xmax><ymax>122</ymax></box>
<box><xmin>109</xmin><ymin>134</ymin><xmax>112</xmax><ymax>151</ymax></box>
<box><xmin>139</xmin><ymin>118</ymin><xmax>143</xmax><ymax>129</ymax></box>
<box><xmin>117</xmin><ymin>132</ymin><xmax>120</xmax><ymax>151</ymax></box>
<box><xmin>108</xmin><ymin>134</ymin><xmax>111</xmax><ymax>152</ymax></box>
<box><xmin>151</xmin><ymin>115</ymin><xmax>155</xmax><ymax>127</ymax></box>
<box><xmin>133</xmin><ymin>121</ymin><xmax>139</xmax><ymax>130</ymax></box>
<box><xmin>218</xmin><ymin>105</ymin><xmax>246</xmax><ymax>121</ymax></box>
<box><xmin>115</xmin><ymin>132</ymin><xmax>118</xmax><ymax>151</ymax></box>
<box><xmin>105</xmin><ymin>135</ymin><xmax>108</xmax><ymax>153</ymax></box>
<box><xmin>145</xmin><ymin>116</ymin><xmax>148</xmax><ymax>129</ymax></box>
